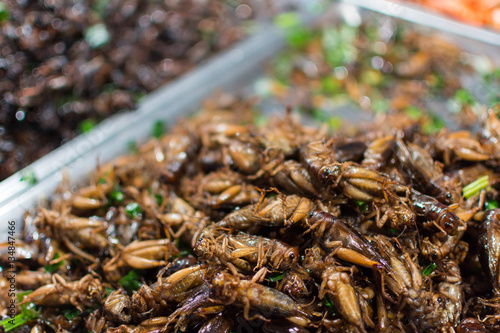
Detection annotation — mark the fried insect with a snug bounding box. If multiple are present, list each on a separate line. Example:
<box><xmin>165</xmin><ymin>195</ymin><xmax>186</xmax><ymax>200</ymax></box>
<box><xmin>412</xmin><ymin>190</ymin><xmax>464</xmax><ymax>236</ymax></box>
<box><xmin>22</xmin><ymin>274</ymin><xmax>103</xmax><ymax>310</ymax></box>
<box><xmin>211</xmin><ymin>268</ymin><xmax>311</xmax><ymax>321</ymax></box>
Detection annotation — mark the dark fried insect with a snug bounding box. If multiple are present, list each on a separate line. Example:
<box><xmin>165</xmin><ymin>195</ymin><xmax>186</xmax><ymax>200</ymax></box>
<box><xmin>411</xmin><ymin>190</ymin><xmax>464</xmax><ymax>236</ymax></box>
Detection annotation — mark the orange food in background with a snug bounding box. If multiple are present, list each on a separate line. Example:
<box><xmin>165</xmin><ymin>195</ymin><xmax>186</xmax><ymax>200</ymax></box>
<box><xmin>403</xmin><ymin>0</ymin><xmax>500</xmax><ymax>30</ymax></box>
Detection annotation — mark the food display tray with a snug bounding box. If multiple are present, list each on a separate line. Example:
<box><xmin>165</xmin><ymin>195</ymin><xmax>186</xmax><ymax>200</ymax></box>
<box><xmin>1</xmin><ymin>1</ymin><xmax>500</xmax><ymax>239</ymax></box>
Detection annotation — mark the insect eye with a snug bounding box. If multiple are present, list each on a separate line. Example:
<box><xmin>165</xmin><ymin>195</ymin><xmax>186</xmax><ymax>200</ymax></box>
<box><xmin>289</xmin><ymin>252</ymin><xmax>295</xmax><ymax>260</ymax></box>
<box><xmin>431</xmin><ymin>253</ymin><xmax>439</xmax><ymax>261</ymax></box>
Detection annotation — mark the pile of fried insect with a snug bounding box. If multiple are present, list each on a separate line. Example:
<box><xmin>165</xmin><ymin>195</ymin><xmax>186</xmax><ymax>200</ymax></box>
<box><xmin>3</xmin><ymin>99</ymin><xmax>500</xmax><ymax>333</ymax></box>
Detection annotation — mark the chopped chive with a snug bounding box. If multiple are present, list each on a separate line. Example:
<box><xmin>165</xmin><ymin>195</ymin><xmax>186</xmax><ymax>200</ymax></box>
<box><xmin>324</xmin><ymin>295</ymin><xmax>337</xmax><ymax>315</ymax></box>
<box><xmin>20</xmin><ymin>170</ymin><xmax>37</xmax><ymax>185</ymax></box>
<box><xmin>125</xmin><ymin>202</ymin><xmax>141</xmax><ymax>218</ymax></box>
<box><xmin>422</xmin><ymin>262</ymin><xmax>437</xmax><ymax>276</ymax></box>
<box><xmin>79</xmin><ymin>119</ymin><xmax>96</xmax><ymax>133</ymax></box>
<box><xmin>285</xmin><ymin>26</ymin><xmax>312</xmax><ymax>48</ymax></box>
<box><xmin>118</xmin><ymin>270</ymin><xmax>143</xmax><ymax>293</ymax></box>
<box><xmin>16</xmin><ymin>290</ymin><xmax>33</xmax><ymax>303</ymax></box>
<box><xmin>328</xmin><ymin>116</ymin><xmax>343</xmax><ymax>130</ymax></box>
<box><xmin>127</xmin><ymin>140</ymin><xmax>138</xmax><ymax>154</ymax></box>
<box><xmin>355</xmin><ymin>200</ymin><xmax>369</xmax><ymax>213</ymax></box>
<box><xmin>154</xmin><ymin>194</ymin><xmax>163</xmax><ymax>206</ymax></box>
<box><xmin>274</xmin><ymin>12</ymin><xmax>301</xmax><ymax>29</ymax></box>
<box><xmin>84</xmin><ymin>23</ymin><xmax>110</xmax><ymax>49</ymax></box>
<box><xmin>404</xmin><ymin>106</ymin><xmax>422</xmax><ymax>120</ymax></box>
<box><xmin>463</xmin><ymin>175</ymin><xmax>489</xmax><ymax>199</ymax></box>
<box><xmin>110</xmin><ymin>187</ymin><xmax>124</xmax><ymax>203</ymax></box>
<box><xmin>63</xmin><ymin>307</ymin><xmax>81</xmax><ymax>321</ymax></box>
<box><xmin>422</xmin><ymin>116</ymin><xmax>445</xmax><ymax>134</ymax></box>
<box><xmin>98</xmin><ymin>177</ymin><xmax>107</xmax><ymax>185</ymax></box>
<box><xmin>454</xmin><ymin>89</ymin><xmax>476</xmax><ymax>106</ymax></box>
<box><xmin>486</xmin><ymin>200</ymin><xmax>500</xmax><ymax>210</ymax></box>
<box><xmin>44</xmin><ymin>252</ymin><xmax>64</xmax><ymax>274</ymax></box>
<box><xmin>371</xmin><ymin>99</ymin><xmax>389</xmax><ymax>113</ymax></box>
<box><xmin>0</xmin><ymin>302</ymin><xmax>40</xmax><ymax>332</ymax></box>
<box><xmin>269</xmin><ymin>273</ymin><xmax>285</xmax><ymax>282</ymax></box>
<box><xmin>104</xmin><ymin>287</ymin><xmax>114</xmax><ymax>298</ymax></box>
<box><xmin>151</xmin><ymin>120</ymin><xmax>165</xmax><ymax>138</ymax></box>
<box><xmin>0</xmin><ymin>2</ymin><xmax>9</xmax><ymax>23</ymax></box>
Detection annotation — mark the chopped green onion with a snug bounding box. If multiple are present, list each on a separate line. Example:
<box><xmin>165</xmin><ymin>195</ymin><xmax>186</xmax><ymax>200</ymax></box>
<box><xmin>79</xmin><ymin>119</ymin><xmax>96</xmax><ymax>133</ymax></box>
<box><xmin>422</xmin><ymin>262</ymin><xmax>437</xmax><ymax>276</ymax></box>
<box><xmin>0</xmin><ymin>2</ymin><xmax>9</xmax><ymax>23</ymax></box>
<box><xmin>63</xmin><ymin>307</ymin><xmax>81</xmax><ymax>321</ymax></box>
<box><xmin>285</xmin><ymin>27</ymin><xmax>312</xmax><ymax>49</ymax></box>
<box><xmin>20</xmin><ymin>170</ymin><xmax>37</xmax><ymax>185</ymax></box>
<box><xmin>463</xmin><ymin>175</ymin><xmax>489</xmax><ymax>199</ymax></box>
<box><xmin>0</xmin><ymin>301</ymin><xmax>40</xmax><ymax>332</ymax></box>
<box><xmin>324</xmin><ymin>295</ymin><xmax>337</xmax><ymax>315</ymax></box>
<box><xmin>454</xmin><ymin>89</ymin><xmax>476</xmax><ymax>106</ymax></box>
<box><xmin>151</xmin><ymin>120</ymin><xmax>165</xmax><ymax>138</ymax></box>
<box><xmin>16</xmin><ymin>290</ymin><xmax>33</xmax><ymax>303</ymax></box>
<box><xmin>486</xmin><ymin>200</ymin><xmax>500</xmax><ymax>210</ymax></box>
<box><xmin>98</xmin><ymin>177</ymin><xmax>107</xmax><ymax>185</ymax></box>
<box><xmin>125</xmin><ymin>202</ymin><xmax>141</xmax><ymax>218</ymax></box>
<box><xmin>118</xmin><ymin>270</ymin><xmax>143</xmax><ymax>293</ymax></box>
<box><xmin>328</xmin><ymin>117</ymin><xmax>343</xmax><ymax>130</ymax></box>
<box><xmin>274</xmin><ymin>12</ymin><xmax>301</xmax><ymax>29</ymax></box>
<box><xmin>422</xmin><ymin>116</ymin><xmax>445</xmax><ymax>134</ymax></box>
<box><xmin>127</xmin><ymin>140</ymin><xmax>138</xmax><ymax>154</ymax></box>
<box><xmin>84</xmin><ymin>23</ymin><xmax>110</xmax><ymax>49</ymax></box>
<box><xmin>355</xmin><ymin>200</ymin><xmax>369</xmax><ymax>213</ymax></box>
<box><xmin>404</xmin><ymin>106</ymin><xmax>422</xmax><ymax>120</ymax></box>
<box><xmin>154</xmin><ymin>194</ymin><xmax>163</xmax><ymax>206</ymax></box>
<box><xmin>104</xmin><ymin>287</ymin><xmax>114</xmax><ymax>298</ymax></box>
<box><xmin>44</xmin><ymin>252</ymin><xmax>64</xmax><ymax>274</ymax></box>
<box><xmin>371</xmin><ymin>99</ymin><xmax>389</xmax><ymax>113</ymax></box>
<box><xmin>110</xmin><ymin>187</ymin><xmax>124</xmax><ymax>203</ymax></box>
<box><xmin>269</xmin><ymin>273</ymin><xmax>285</xmax><ymax>282</ymax></box>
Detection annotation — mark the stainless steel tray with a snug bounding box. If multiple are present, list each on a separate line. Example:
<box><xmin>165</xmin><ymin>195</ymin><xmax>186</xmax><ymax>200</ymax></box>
<box><xmin>1</xmin><ymin>1</ymin><xmax>500</xmax><ymax>240</ymax></box>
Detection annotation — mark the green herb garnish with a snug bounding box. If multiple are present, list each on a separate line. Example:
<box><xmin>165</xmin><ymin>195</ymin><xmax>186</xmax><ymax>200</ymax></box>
<box><xmin>104</xmin><ymin>287</ymin><xmax>114</xmax><ymax>298</ymax></box>
<box><xmin>422</xmin><ymin>116</ymin><xmax>445</xmax><ymax>134</ymax></box>
<box><xmin>404</xmin><ymin>106</ymin><xmax>422</xmax><ymax>120</ymax></box>
<box><xmin>79</xmin><ymin>119</ymin><xmax>96</xmax><ymax>133</ymax></box>
<box><xmin>151</xmin><ymin>120</ymin><xmax>165</xmax><ymax>138</ymax></box>
<box><xmin>355</xmin><ymin>200</ymin><xmax>369</xmax><ymax>213</ymax></box>
<box><xmin>154</xmin><ymin>194</ymin><xmax>163</xmax><ymax>206</ymax></box>
<box><xmin>44</xmin><ymin>252</ymin><xmax>64</xmax><ymax>274</ymax></box>
<box><xmin>454</xmin><ymin>89</ymin><xmax>476</xmax><ymax>106</ymax></box>
<box><xmin>63</xmin><ymin>307</ymin><xmax>81</xmax><ymax>321</ymax></box>
<box><xmin>110</xmin><ymin>187</ymin><xmax>124</xmax><ymax>203</ymax></box>
<box><xmin>324</xmin><ymin>295</ymin><xmax>337</xmax><ymax>315</ymax></box>
<box><xmin>486</xmin><ymin>200</ymin><xmax>500</xmax><ymax>210</ymax></box>
<box><xmin>274</xmin><ymin>12</ymin><xmax>300</xmax><ymax>29</ymax></box>
<box><xmin>422</xmin><ymin>262</ymin><xmax>437</xmax><ymax>276</ymax></box>
<box><xmin>328</xmin><ymin>116</ymin><xmax>343</xmax><ymax>130</ymax></box>
<box><xmin>0</xmin><ymin>299</ymin><xmax>40</xmax><ymax>332</ymax></box>
<box><xmin>118</xmin><ymin>270</ymin><xmax>143</xmax><ymax>293</ymax></box>
<box><xmin>20</xmin><ymin>170</ymin><xmax>37</xmax><ymax>185</ymax></box>
<box><xmin>269</xmin><ymin>273</ymin><xmax>285</xmax><ymax>282</ymax></box>
<box><xmin>463</xmin><ymin>175</ymin><xmax>489</xmax><ymax>199</ymax></box>
<box><xmin>127</xmin><ymin>140</ymin><xmax>138</xmax><ymax>154</ymax></box>
<box><xmin>0</xmin><ymin>2</ymin><xmax>9</xmax><ymax>23</ymax></box>
<box><xmin>125</xmin><ymin>202</ymin><xmax>141</xmax><ymax>218</ymax></box>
